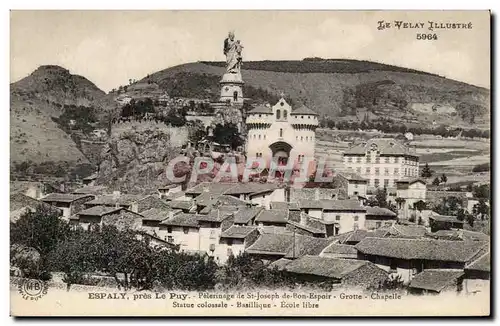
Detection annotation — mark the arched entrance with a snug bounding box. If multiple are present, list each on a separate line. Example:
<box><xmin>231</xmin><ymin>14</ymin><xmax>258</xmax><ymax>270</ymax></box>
<box><xmin>269</xmin><ymin>142</ymin><xmax>293</xmax><ymax>180</ymax></box>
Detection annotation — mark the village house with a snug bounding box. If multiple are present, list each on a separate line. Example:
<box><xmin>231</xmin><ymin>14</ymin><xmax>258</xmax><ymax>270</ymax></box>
<box><xmin>354</xmin><ymin>237</ymin><xmax>487</xmax><ymax>283</ymax></box>
<box><xmin>365</xmin><ymin>206</ymin><xmax>398</xmax><ymax>230</ymax></box>
<box><xmin>140</xmin><ymin>207</ymin><xmax>182</xmax><ymax>235</ymax></box>
<box><xmin>428</xmin><ymin>214</ymin><xmax>464</xmax><ymax>232</ymax></box>
<box><xmin>72</xmin><ymin>206</ymin><xmax>143</xmax><ymax>231</ymax></box>
<box><xmin>254</xmin><ymin>209</ymin><xmax>288</xmax><ymax>228</ymax></box>
<box><xmin>158</xmin><ymin>212</ymin><xmax>201</xmax><ymax>253</ymax></box>
<box><xmin>197</xmin><ymin>206</ymin><xmax>237</xmax><ymax>258</ymax></box>
<box><xmin>408</xmin><ymin>269</ymin><xmax>465</xmax><ymax>295</ymax></box>
<box><xmin>232</xmin><ymin>206</ymin><xmax>264</xmax><ymax>226</ymax></box>
<box><xmin>463</xmin><ymin>251</ymin><xmax>490</xmax><ymax>295</ymax></box>
<box><xmin>217</xmin><ymin>225</ymin><xmax>260</xmax><ymax>264</ymax></box>
<box><xmin>270</xmin><ymin>255</ymin><xmax>388</xmax><ymax>289</ymax></box>
<box><xmin>298</xmin><ymin>199</ymin><xmax>367</xmax><ymax>235</ymax></box>
<box><xmin>395</xmin><ymin>178</ymin><xmax>427</xmax><ymax>220</ymax></box>
<box><xmin>335</xmin><ymin>172</ymin><xmax>368</xmax><ymax>198</ymax></box>
<box><xmin>41</xmin><ymin>193</ymin><xmax>95</xmax><ymax>219</ymax></box>
<box><xmin>319</xmin><ymin>243</ymin><xmax>358</xmax><ymax>259</ymax></box>
<box><xmin>343</xmin><ymin>138</ymin><xmax>420</xmax><ymax>189</ymax></box>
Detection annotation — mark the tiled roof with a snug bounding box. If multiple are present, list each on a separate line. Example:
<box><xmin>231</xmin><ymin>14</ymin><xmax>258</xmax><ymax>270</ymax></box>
<box><xmin>228</xmin><ymin>183</ymin><xmax>278</xmax><ymax>196</ymax></box>
<box><xmin>85</xmin><ymin>194</ymin><xmax>143</xmax><ymax>206</ymax></box>
<box><xmin>389</xmin><ymin>224</ymin><xmax>428</xmax><ymax>238</ymax></box>
<box><xmin>284</xmin><ymin>236</ymin><xmax>333</xmax><ymax>259</ymax></box>
<box><xmin>290</xmin><ymin>105</ymin><xmax>318</xmax><ymax>116</ymax></box>
<box><xmin>10</xmin><ymin>193</ymin><xmax>53</xmax><ymax>212</ymax></box>
<box><xmin>168</xmin><ymin>200</ymin><xmax>195</xmax><ymax>211</ymax></box>
<box><xmin>248</xmin><ymin>104</ymin><xmax>273</xmax><ymax>114</ymax></box>
<box><xmin>366</xmin><ymin>206</ymin><xmax>397</xmax><ymax>218</ymax></box>
<box><xmin>344</xmin><ymin>138</ymin><xmax>417</xmax><ymax>156</ymax></box>
<box><xmin>255</xmin><ymin>209</ymin><xmax>288</xmax><ymax>224</ymax></box>
<box><xmin>233</xmin><ymin>207</ymin><xmax>264</xmax><ymax>224</ymax></box>
<box><xmin>298</xmin><ymin>199</ymin><xmax>366</xmax><ymax>212</ymax></box>
<box><xmin>140</xmin><ymin>208</ymin><xmax>182</xmax><ymax>221</ymax></box>
<box><xmin>246</xmin><ymin>233</ymin><xmax>295</xmax><ymax>256</ymax></box>
<box><xmin>220</xmin><ymin>225</ymin><xmax>258</xmax><ymax>239</ymax></box>
<box><xmin>160</xmin><ymin>213</ymin><xmax>200</xmax><ymax>228</ymax></box>
<box><xmin>197</xmin><ymin>206</ymin><xmax>238</xmax><ymax>222</ymax></box>
<box><xmin>72</xmin><ymin>185</ymin><xmax>108</xmax><ymax>195</ymax></box>
<box><xmin>355</xmin><ymin>237</ymin><xmax>487</xmax><ymax>262</ymax></box>
<box><xmin>41</xmin><ymin>193</ymin><xmax>94</xmax><ymax>203</ymax></box>
<box><xmin>194</xmin><ymin>193</ymin><xmax>249</xmax><ymax>207</ymax></box>
<box><xmin>281</xmin><ymin>255</ymin><xmax>371</xmax><ymax>279</ymax></box>
<box><xmin>322</xmin><ymin>243</ymin><xmax>358</xmax><ymax>255</ymax></box>
<box><xmin>409</xmin><ymin>269</ymin><xmax>465</xmax><ymax>292</ymax></box>
<box><xmin>427</xmin><ymin>229</ymin><xmax>489</xmax><ymax>242</ymax></box>
<box><xmin>185</xmin><ymin>182</ymin><xmax>236</xmax><ymax>196</ymax></box>
<box><xmin>465</xmin><ymin>252</ymin><xmax>490</xmax><ymax>272</ymax></box>
<box><xmin>78</xmin><ymin>205</ymin><xmax>123</xmax><ymax>217</ymax></box>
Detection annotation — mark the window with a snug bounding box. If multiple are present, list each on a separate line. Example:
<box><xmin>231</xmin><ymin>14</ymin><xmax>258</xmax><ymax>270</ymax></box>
<box><xmin>227</xmin><ymin>248</ymin><xmax>234</xmax><ymax>256</ymax></box>
<box><xmin>279</xmin><ymin>128</ymin><xmax>283</xmax><ymax>137</ymax></box>
<box><xmin>209</xmin><ymin>244</ymin><xmax>216</xmax><ymax>252</ymax></box>
<box><xmin>384</xmin><ymin>179</ymin><xmax>389</xmax><ymax>187</ymax></box>
<box><xmin>167</xmin><ymin>226</ymin><xmax>173</xmax><ymax>233</ymax></box>
<box><xmin>227</xmin><ymin>239</ymin><xmax>233</xmax><ymax>246</ymax></box>
<box><xmin>375</xmin><ymin>168</ymin><xmax>380</xmax><ymax>175</ymax></box>
<box><xmin>356</xmin><ymin>157</ymin><xmax>361</xmax><ymax>163</ymax></box>
<box><xmin>183</xmin><ymin>227</ymin><xmax>189</xmax><ymax>234</ymax></box>
<box><xmin>366</xmin><ymin>155</ymin><xmax>371</xmax><ymax>163</ymax></box>
<box><xmin>354</xmin><ymin>216</ymin><xmax>359</xmax><ymax>221</ymax></box>
<box><xmin>301</xmin><ymin>116</ymin><xmax>304</xmax><ymax>119</ymax></box>
<box><xmin>210</xmin><ymin>223</ymin><xmax>217</xmax><ymax>228</ymax></box>
<box><xmin>258</xmin><ymin>134</ymin><xmax>261</xmax><ymax>140</ymax></box>
<box><xmin>308</xmin><ymin>116</ymin><xmax>311</xmax><ymax>119</ymax></box>
<box><xmin>259</xmin><ymin>114</ymin><xmax>261</xmax><ymax>118</ymax></box>
<box><xmin>375</xmin><ymin>157</ymin><xmax>380</xmax><ymax>164</ymax></box>
<box><xmin>394</xmin><ymin>168</ymin><xmax>399</xmax><ymax>175</ymax></box>
<box><xmin>385</xmin><ymin>168</ymin><xmax>389</xmax><ymax>176</ymax></box>
<box><xmin>405</xmin><ymin>168</ymin><xmax>408</xmax><ymax>176</ymax></box>
<box><xmin>284</xmin><ymin>110</ymin><xmax>288</xmax><ymax>119</ymax></box>
<box><xmin>233</xmin><ymin>91</ymin><xmax>238</xmax><ymax>101</ymax></box>
<box><xmin>296</xmin><ymin>136</ymin><xmax>298</xmax><ymax>141</ymax></box>
<box><xmin>276</xmin><ymin>110</ymin><xmax>281</xmax><ymax>119</ymax></box>
<box><xmin>365</xmin><ymin>167</ymin><xmax>370</xmax><ymax>174</ymax></box>
<box><xmin>376</xmin><ymin>222</ymin><xmax>382</xmax><ymax>228</ymax></box>
<box><xmin>335</xmin><ymin>215</ymin><xmax>341</xmax><ymax>221</ymax></box>
<box><xmin>167</xmin><ymin>236</ymin><xmax>174</xmax><ymax>243</ymax></box>
<box><xmin>385</xmin><ymin>157</ymin><xmax>389</xmax><ymax>163</ymax></box>
<box><xmin>374</xmin><ymin>179</ymin><xmax>380</xmax><ymax>187</ymax></box>
<box><xmin>347</xmin><ymin>157</ymin><xmax>352</xmax><ymax>163</ymax></box>
<box><xmin>209</xmin><ymin>230</ymin><xmax>216</xmax><ymax>239</ymax></box>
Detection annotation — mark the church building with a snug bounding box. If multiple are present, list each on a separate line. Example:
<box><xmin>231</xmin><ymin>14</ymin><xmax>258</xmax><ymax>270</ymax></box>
<box><xmin>245</xmin><ymin>96</ymin><xmax>318</xmax><ymax>166</ymax></box>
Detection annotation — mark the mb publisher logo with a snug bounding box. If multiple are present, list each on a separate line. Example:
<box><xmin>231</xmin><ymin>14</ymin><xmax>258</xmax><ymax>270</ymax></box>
<box><xmin>18</xmin><ymin>279</ymin><xmax>48</xmax><ymax>301</ymax></box>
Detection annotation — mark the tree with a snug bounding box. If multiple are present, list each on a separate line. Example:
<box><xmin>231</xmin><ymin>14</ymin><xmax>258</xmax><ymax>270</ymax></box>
<box><xmin>432</xmin><ymin>197</ymin><xmax>462</xmax><ymax>216</ymax></box>
<box><xmin>421</xmin><ymin>163</ymin><xmax>433</xmax><ymax>178</ymax></box>
<box><xmin>413</xmin><ymin>200</ymin><xmax>427</xmax><ymax>212</ymax></box>
<box><xmin>440</xmin><ymin>173</ymin><xmax>448</xmax><ymax>184</ymax></box>
<box><xmin>432</xmin><ymin>177</ymin><xmax>441</xmax><ymax>186</ymax></box>
<box><xmin>473</xmin><ymin>184</ymin><xmax>490</xmax><ymax>199</ymax></box>
<box><xmin>213</xmin><ymin>123</ymin><xmax>244</xmax><ymax>150</ymax></box>
<box><xmin>473</xmin><ymin>199</ymin><xmax>489</xmax><ymax>220</ymax></box>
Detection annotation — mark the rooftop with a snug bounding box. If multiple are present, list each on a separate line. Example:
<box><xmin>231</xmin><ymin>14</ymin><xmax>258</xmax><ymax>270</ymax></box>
<box><xmin>167</xmin><ymin>200</ymin><xmax>195</xmax><ymax>211</ymax></box>
<box><xmin>197</xmin><ymin>206</ymin><xmax>238</xmax><ymax>222</ymax></box>
<box><xmin>279</xmin><ymin>255</ymin><xmax>371</xmax><ymax>279</ymax></box>
<box><xmin>290</xmin><ymin>105</ymin><xmax>318</xmax><ymax>116</ymax></box>
<box><xmin>72</xmin><ymin>185</ymin><xmax>108</xmax><ymax>195</ymax></box>
<box><xmin>321</xmin><ymin>243</ymin><xmax>358</xmax><ymax>256</ymax></box>
<box><xmin>355</xmin><ymin>237</ymin><xmax>487</xmax><ymax>263</ymax></box>
<box><xmin>41</xmin><ymin>193</ymin><xmax>94</xmax><ymax>203</ymax></box>
<box><xmin>409</xmin><ymin>269</ymin><xmax>465</xmax><ymax>292</ymax></box>
<box><xmin>344</xmin><ymin>138</ymin><xmax>417</xmax><ymax>157</ymax></box>
<box><xmin>255</xmin><ymin>209</ymin><xmax>288</xmax><ymax>224</ymax></box>
<box><xmin>338</xmin><ymin>172</ymin><xmax>367</xmax><ymax>182</ymax></box>
<box><xmin>85</xmin><ymin>194</ymin><xmax>143</xmax><ymax>206</ymax></box>
<box><xmin>465</xmin><ymin>252</ymin><xmax>490</xmax><ymax>273</ymax></box>
<box><xmin>220</xmin><ymin>225</ymin><xmax>259</xmax><ymax>239</ymax></box>
<box><xmin>140</xmin><ymin>208</ymin><xmax>182</xmax><ymax>221</ymax></box>
<box><xmin>366</xmin><ymin>206</ymin><xmax>397</xmax><ymax>217</ymax></box>
<box><xmin>159</xmin><ymin>213</ymin><xmax>200</xmax><ymax>228</ymax></box>
<box><xmin>78</xmin><ymin>205</ymin><xmax>123</xmax><ymax>217</ymax></box>
<box><xmin>248</xmin><ymin>104</ymin><xmax>273</xmax><ymax>115</ymax></box>
<box><xmin>429</xmin><ymin>215</ymin><xmax>464</xmax><ymax>224</ymax></box>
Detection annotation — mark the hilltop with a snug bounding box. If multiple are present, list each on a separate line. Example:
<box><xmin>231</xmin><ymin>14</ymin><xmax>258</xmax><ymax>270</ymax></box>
<box><xmin>137</xmin><ymin>59</ymin><xmax>489</xmax><ymax>129</ymax></box>
<box><xmin>10</xmin><ymin>65</ymin><xmax>109</xmax><ymax>165</ymax></box>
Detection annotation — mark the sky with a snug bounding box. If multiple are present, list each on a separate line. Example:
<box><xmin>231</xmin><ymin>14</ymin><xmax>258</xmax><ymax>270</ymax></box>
<box><xmin>10</xmin><ymin>10</ymin><xmax>490</xmax><ymax>92</ymax></box>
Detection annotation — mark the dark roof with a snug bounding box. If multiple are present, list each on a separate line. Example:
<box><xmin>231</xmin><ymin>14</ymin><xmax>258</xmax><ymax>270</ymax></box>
<box><xmin>268</xmin><ymin>258</ymin><xmax>293</xmax><ymax>270</ymax></box>
<box><xmin>284</xmin><ymin>236</ymin><xmax>333</xmax><ymax>259</ymax></box>
<box><xmin>72</xmin><ymin>185</ymin><xmax>108</xmax><ymax>195</ymax></box>
<box><xmin>140</xmin><ymin>208</ymin><xmax>182</xmax><ymax>221</ymax></box>
<box><xmin>197</xmin><ymin>206</ymin><xmax>237</xmax><ymax>222</ymax></box>
<box><xmin>409</xmin><ymin>269</ymin><xmax>464</xmax><ymax>292</ymax></box>
<box><xmin>78</xmin><ymin>206</ymin><xmax>123</xmax><ymax>217</ymax></box>
<box><xmin>10</xmin><ymin>193</ymin><xmax>53</xmax><ymax>212</ymax></box>
<box><xmin>322</xmin><ymin>243</ymin><xmax>358</xmax><ymax>255</ymax></box>
<box><xmin>366</xmin><ymin>206</ymin><xmax>397</xmax><ymax>218</ymax></box>
<box><xmin>168</xmin><ymin>200</ymin><xmax>195</xmax><ymax>211</ymax></box>
<box><xmin>355</xmin><ymin>237</ymin><xmax>487</xmax><ymax>263</ymax></box>
<box><xmin>465</xmin><ymin>252</ymin><xmax>490</xmax><ymax>272</ymax></box>
<box><xmin>233</xmin><ymin>207</ymin><xmax>264</xmax><ymax>224</ymax></box>
<box><xmin>338</xmin><ymin>172</ymin><xmax>367</xmax><ymax>182</ymax></box>
<box><xmin>298</xmin><ymin>199</ymin><xmax>366</xmax><ymax>212</ymax></box>
<box><xmin>194</xmin><ymin>193</ymin><xmax>249</xmax><ymax>207</ymax></box>
<box><xmin>85</xmin><ymin>194</ymin><xmax>143</xmax><ymax>206</ymax></box>
<box><xmin>255</xmin><ymin>209</ymin><xmax>288</xmax><ymax>224</ymax></box>
<box><xmin>160</xmin><ymin>213</ymin><xmax>200</xmax><ymax>228</ymax></box>
<box><xmin>220</xmin><ymin>226</ymin><xmax>258</xmax><ymax>239</ymax></box>
<box><xmin>429</xmin><ymin>215</ymin><xmax>464</xmax><ymax>224</ymax></box>
<box><xmin>290</xmin><ymin>105</ymin><xmax>318</xmax><ymax>116</ymax></box>
<box><xmin>281</xmin><ymin>255</ymin><xmax>372</xmax><ymax>279</ymax></box>
<box><xmin>246</xmin><ymin>233</ymin><xmax>295</xmax><ymax>256</ymax></box>
<box><xmin>344</xmin><ymin>138</ymin><xmax>417</xmax><ymax>156</ymax></box>
<box><xmin>248</xmin><ymin>104</ymin><xmax>273</xmax><ymax>114</ymax></box>
<box><xmin>41</xmin><ymin>193</ymin><xmax>94</xmax><ymax>203</ymax></box>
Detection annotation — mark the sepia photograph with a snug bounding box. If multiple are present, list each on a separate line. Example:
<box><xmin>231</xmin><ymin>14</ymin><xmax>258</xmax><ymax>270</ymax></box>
<box><xmin>9</xmin><ymin>9</ymin><xmax>491</xmax><ymax>317</ymax></box>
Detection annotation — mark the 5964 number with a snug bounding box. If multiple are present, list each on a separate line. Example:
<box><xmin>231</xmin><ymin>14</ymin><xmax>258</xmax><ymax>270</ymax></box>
<box><xmin>417</xmin><ymin>34</ymin><xmax>438</xmax><ymax>40</ymax></box>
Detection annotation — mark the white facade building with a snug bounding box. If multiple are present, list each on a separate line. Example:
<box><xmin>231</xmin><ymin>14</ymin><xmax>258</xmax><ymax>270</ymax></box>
<box><xmin>245</xmin><ymin>97</ymin><xmax>318</xmax><ymax>166</ymax></box>
<box><xmin>343</xmin><ymin>138</ymin><xmax>420</xmax><ymax>189</ymax></box>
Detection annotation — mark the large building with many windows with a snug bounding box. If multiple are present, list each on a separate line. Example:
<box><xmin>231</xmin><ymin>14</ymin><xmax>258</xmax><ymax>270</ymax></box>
<box><xmin>342</xmin><ymin>138</ymin><xmax>419</xmax><ymax>189</ymax></box>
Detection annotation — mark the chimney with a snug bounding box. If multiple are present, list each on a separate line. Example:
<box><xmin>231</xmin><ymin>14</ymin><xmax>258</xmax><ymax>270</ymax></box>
<box><xmin>314</xmin><ymin>188</ymin><xmax>320</xmax><ymax>201</ymax></box>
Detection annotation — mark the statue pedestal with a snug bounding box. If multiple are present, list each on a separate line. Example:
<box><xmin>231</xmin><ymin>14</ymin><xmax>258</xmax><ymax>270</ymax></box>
<box><xmin>220</xmin><ymin>72</ymin><xmax>244</xmax><ymax>105</ymax></box>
